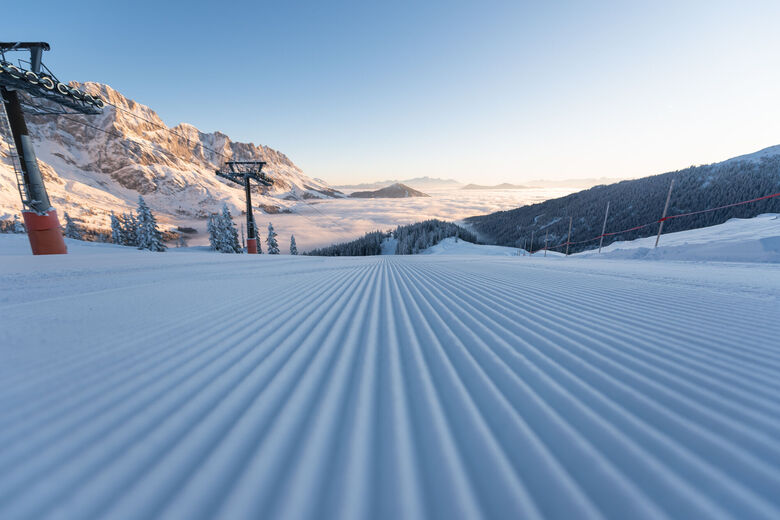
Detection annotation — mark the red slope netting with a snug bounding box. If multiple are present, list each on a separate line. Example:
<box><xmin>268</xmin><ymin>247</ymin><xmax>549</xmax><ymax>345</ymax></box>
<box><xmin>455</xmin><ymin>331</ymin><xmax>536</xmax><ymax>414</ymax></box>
<box><xmin>537</xmin><ymin>191</ymin><xmax>780</xmax><ymax>253</ymax></box>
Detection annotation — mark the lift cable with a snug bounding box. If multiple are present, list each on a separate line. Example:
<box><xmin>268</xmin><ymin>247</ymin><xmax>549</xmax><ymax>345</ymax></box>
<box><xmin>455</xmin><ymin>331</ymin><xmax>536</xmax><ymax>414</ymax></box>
<box><xmin>105</xmin><ymin>101</ymin><xmax>228</xmax><ymax>161</ymax></box>
<box><xmin>43</xmin><ymin>110</ymin><xmax>347</xmax><ymax>232</ymax></box>
<box><xmin>100</xmin><ymin>100</ymin><xmax>351</xmax><ymax>229</ymax></box>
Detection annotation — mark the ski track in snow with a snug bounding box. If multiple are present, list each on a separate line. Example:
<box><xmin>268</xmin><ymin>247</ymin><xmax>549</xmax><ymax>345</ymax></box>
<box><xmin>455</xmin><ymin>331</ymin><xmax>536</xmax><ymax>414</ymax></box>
<box><xmin>1</xmin><ymin>254</ymin><xmax>780</xmax><ymax>519</ymax></box>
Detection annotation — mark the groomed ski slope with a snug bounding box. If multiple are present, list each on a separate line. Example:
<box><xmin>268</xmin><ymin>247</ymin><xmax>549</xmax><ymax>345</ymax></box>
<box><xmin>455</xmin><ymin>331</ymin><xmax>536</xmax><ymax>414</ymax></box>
<box><xmin>1</xmin><ymin>240</ymin><xmax>780</xmax><ymax>519</ymax></box>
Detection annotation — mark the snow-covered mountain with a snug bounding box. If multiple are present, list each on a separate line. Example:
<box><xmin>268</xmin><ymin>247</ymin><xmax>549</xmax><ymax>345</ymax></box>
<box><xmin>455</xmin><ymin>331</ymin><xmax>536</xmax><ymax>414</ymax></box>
<box><xmin>0</xmin><ymin>82</ymin><xmax>342</xmax><ymax>232</ymax></box>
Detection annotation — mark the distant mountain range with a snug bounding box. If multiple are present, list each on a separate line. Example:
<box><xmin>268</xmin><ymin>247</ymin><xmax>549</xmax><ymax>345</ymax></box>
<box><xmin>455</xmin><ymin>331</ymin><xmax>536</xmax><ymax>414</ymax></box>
<box><xmin>336</xmin><ymin>176</ymin><xmax>627</xmax><ymax>192</ymax></box>
<box><xmin>336</xmin><ymin>176</ymin><xmax>461</xmax><ymax>190</ymax></box>
<box><xmin>461</xmin><ymin>183</ymin><xmax>530</xmax><ymax>190</ymax></box>
<box><xmin>349</xmin><ymin>183</ymin><xmax>430</xmax><ymax>199</ymax></box>
<box><xmin>465</xmin><ymin>146</ymin><xmax>780</xmax><ymax>253</ymax></box>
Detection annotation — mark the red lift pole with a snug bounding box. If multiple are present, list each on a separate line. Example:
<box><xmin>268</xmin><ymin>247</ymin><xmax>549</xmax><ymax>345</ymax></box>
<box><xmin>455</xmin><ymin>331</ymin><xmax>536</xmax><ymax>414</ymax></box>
<box><xmin>0</xmin><ymin>42</ymin><xmax>104</xmax><ymax>255</ymax></box>
<box><xmin>1</xmin><ymin>88</ymin><xmax>66</xmax><ymax>254</ymax></box>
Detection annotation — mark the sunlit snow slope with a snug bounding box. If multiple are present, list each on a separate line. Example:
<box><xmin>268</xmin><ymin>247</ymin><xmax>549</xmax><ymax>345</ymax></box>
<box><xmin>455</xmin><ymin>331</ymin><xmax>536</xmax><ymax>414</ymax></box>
<box><xmin>1</xmin><ymin>242</ymin><xmax>779</xmax><ymax>519</ymax></box>
<box><xmin>579</xmin><ymin>213</ymin><xmax>780</xmax><ymax>262</ymax></box>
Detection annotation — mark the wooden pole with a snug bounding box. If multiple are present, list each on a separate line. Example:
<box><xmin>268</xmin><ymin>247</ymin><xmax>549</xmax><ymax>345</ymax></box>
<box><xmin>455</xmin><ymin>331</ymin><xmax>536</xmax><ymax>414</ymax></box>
<box><xmin>598</xmin><ymin>201</ymin><xmax>610</xmax><ymax>254</ymax></box>
<box><xmin>530</xmin><ymin>230</ymin><xmax>535</xmax><ymax>255</ymax></box>
<box><xmin>655</xmin><ymin>179</ymin><xmax>675</xmax><ymax>248</ymax></box>
<box><xmin>544</xmin><ymin>230</ymin><xmax>548</xmax><ymax>257</ymax></box>
<box><xmin>565</xmin><ymin>216</ymin><xmax>573</xmax><ymax>256</ymax></box>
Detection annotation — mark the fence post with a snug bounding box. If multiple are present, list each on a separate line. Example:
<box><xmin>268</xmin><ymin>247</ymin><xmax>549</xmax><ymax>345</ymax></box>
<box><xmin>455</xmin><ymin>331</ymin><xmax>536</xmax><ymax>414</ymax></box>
<box><xmin>598</xmin><ymin>201</ymin><xmax>610</xmax><ymax>253</ymax></box>
<box><xmin>544</xmin><ymin>230</ymin><xmax>548</xmax><ymax>257</ymax></box>
<box><xmin>655</xmin><ymin>179</ymin><xmax>675</xmax><ymax>248</ymax></box>
<box><xmin>530</xmin><ymin>230</ymin><xmax>534</xmax><ymax>255</ymax></box>
<box><xmin>565</xmin><ymin>216</ymin><xmax>573</xmax><ymax>256</ymax></box>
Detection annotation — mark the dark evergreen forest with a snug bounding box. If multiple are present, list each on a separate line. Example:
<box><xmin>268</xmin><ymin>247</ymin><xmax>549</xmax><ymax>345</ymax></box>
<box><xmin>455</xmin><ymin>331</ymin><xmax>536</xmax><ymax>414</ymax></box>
<box><xmin>306</xmin><ymin>219</ymin><xmax>477</xmax><ymax>256</ymax></box>
<box><xmin>465</xmin><ymin>156</ymin><xmax>780</xmax><ymax>252</ymax></box>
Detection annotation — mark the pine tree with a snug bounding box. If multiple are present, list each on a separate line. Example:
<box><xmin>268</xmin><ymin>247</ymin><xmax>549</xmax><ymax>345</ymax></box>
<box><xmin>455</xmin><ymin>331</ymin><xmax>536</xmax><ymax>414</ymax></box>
<box><xmin>110</xmin><ymin>212</ymin><xmax>123</xmax><ymax>244</ymax></box>
<box><xmin>122</xmin><ymin>212</ymin><xmax>138</xmax><ymax>246</ymax></box>
<box><xmin>63</xmin><ymin>212</ymin><xmax>83</xmax><ymax>240</ymax></box>
<box><xmin>266</xmin><ymin>222</ymin><xmax>280</xmax><ymax>254</ymax></box>
<box><xmin>207</xmin><ymin>214</ymin><xmax>219</xmax><ymax>250</ymax></box>
<box><xmin>219</xmin><ymin>204</ymin><xmax>241</xmax><ymax>253</ymax></box>
<box><xmin>135</xmin><ymin>196</ymin><xmax>166</xmax><ymax>252</ymax></box>
<box><xmin>12</xmin><ymin>215</ymin><xmax>25</xmax><ymax>233</ymax></box>
<box><xmin>289</xmin><ymin>235</ymin><xmax>298</xmax><ymax>255</ymax></box>
<box><xmin>207</xmin><ymin>206</ymin><xmax>242</xmax><ymax>253</ymax></box>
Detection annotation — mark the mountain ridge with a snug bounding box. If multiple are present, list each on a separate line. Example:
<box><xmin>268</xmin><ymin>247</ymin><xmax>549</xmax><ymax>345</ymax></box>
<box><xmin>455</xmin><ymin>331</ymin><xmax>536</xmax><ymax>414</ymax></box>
<box><xmin>336</xmin><ymin>176</ymin><xmax>461</xmax><ymax>190</ymax></box>
<box><xmin>465</xmin><ymin>146</ymin><xmax>780</xmax><ymax>252</ymax></box>
<box><xmin>348</xmin><ymin>183</ymin><xmax>430</xmax><ymax>199</ymax></box>
<box><xmin>0</xmin><ymin>82</ymin><xmax>342</xmax><ymax>233</ymax></box>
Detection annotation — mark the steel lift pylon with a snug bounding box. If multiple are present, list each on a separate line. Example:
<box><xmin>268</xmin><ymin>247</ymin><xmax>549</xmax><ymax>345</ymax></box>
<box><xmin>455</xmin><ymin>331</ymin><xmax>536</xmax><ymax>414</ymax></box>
<box><xmin>0</xmin><ymin>42</ymin><xmax>103</xmax><ymax>255</ymax></box>
<box><xmin>216</xmin><ymin>160</ymin><xmax>273</xmax><ymax>254</ymax></box>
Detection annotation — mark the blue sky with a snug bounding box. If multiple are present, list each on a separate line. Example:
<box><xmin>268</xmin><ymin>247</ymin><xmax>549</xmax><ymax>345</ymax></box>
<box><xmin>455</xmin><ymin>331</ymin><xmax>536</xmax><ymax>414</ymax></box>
<box><xmin>3</xmin><ymin>0</ymin><xmax>780</xmax><ymax>184</ymax></box>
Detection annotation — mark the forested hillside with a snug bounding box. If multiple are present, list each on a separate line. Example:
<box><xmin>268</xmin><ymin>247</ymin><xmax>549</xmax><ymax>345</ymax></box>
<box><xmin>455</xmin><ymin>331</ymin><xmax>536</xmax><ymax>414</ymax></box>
<box><xmin>465</xmin><ymin>153</ymin><xmax>780</xmax><ymax>252</ymax></box>
<box><xmin>394</xmin><ymin>220</ymin><xmax>478</xmax><ymax>254</ymax></box>
<box><xmin>307</xmin><ymin>219</ymin><xmax>477</xmax><ymax>256</ymax></box>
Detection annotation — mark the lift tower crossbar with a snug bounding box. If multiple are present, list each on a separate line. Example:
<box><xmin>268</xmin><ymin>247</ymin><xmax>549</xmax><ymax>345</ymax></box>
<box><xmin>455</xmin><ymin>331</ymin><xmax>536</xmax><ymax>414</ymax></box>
<box><xmin>216</xmin><ymin>161</ymin><xmax>273</xmax><ymax>254</ymax></box>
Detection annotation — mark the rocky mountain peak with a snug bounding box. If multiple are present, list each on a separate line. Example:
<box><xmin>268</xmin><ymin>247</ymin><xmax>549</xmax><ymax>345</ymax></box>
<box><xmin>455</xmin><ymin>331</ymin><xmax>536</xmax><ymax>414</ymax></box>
<box><xmin>0</xmin><ymin>82</ymin><xmax>341</xmax><ymax>233</ymax></box>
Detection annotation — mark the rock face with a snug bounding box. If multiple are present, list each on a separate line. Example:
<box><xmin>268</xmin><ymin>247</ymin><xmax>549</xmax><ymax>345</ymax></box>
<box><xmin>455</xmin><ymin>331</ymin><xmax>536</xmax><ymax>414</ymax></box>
<box><xmin>0</xmin><ymin>82</ymin><xmax>342</xmax><ymax>231</ymax></box>
<box><xmin>349</xmin><ymin>183</ymin><xmax>430</xmax><ymax>199</ymax></box>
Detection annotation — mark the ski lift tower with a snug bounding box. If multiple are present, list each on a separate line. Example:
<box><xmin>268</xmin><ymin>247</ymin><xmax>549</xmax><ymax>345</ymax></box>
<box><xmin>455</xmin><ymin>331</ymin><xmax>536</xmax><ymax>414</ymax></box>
<box><xmin>216</xmin><ymin>160</ymin><xmax>273</xmax><ymax>254</ymax></box>
<box><xmin>0</xmin><ymin>42</ymin><xmax>104</xmax><ymax>255</ymax></box>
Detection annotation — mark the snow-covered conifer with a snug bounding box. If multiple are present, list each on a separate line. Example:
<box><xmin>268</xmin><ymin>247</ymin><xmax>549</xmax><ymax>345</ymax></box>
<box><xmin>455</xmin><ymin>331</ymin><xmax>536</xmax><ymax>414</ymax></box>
<box><xmin>122</xmin><ymin>212</ymin><xmax>138</xmax><ymax>246</ymax></box>
<box><xmin>289</xmin><ymin>235</ymin><xmax>298</xmax><ymax>255</ymax></box>
<box><xmin>207</xmin><ymin>214</ymin><xmax>219</xmax><ymax>250</ymax></box>
<box><xmin>219</xmin><ymin>204</ymin><xmax>241</xmax><ymax>253</ymax></box>
<box><xmin>266</xmin><ymin>222</ymin><xmax>280</xmax><ymax>254</ymax></box>
<box><xmin>135</xmin><ymin>196</ymin><xmax>166</xmax><ymax>252</ymax></box>
<box><xmin>63</xmin><ymin>212</ymin><xmax>83</xmax><ymax>240</ymax></box>
<box><xmin>12</xmin><ymin>215</ymin><xmax>25</xmax><ymax>233</ymax></box>
<box><xmin>110</xmin><ymin>212</ymin><xmax>123</xmax><ymax>244</ymax></box>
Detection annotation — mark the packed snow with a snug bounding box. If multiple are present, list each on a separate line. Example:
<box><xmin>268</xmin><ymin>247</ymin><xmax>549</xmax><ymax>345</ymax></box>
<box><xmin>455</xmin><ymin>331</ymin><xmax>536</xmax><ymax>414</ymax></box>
<box><xmin>1</xmin><ymin>231</ymin><xmax>779</xmax><ymax>519</ymax></box>
<box><xmin>579</xmin><ymin>213</ymin><xmax>780</xmax><ymax>263</ymax></box>
<box><xmin>422</xmin><ymin>236</ymin><xmax>520</xmax><ymax>256</ymax></box>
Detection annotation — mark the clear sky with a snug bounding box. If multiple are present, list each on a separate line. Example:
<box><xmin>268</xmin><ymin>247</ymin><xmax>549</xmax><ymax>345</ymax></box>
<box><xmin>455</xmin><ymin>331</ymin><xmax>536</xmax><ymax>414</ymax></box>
<box><xmin>2</xmin><ymin>0</ymin><xmax>780</xmax><ymax>185</ymax></box>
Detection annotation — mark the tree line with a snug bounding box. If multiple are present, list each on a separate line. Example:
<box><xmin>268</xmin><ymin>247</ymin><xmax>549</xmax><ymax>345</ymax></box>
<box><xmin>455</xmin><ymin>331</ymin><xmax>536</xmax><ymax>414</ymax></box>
<box><xmin>109</xmin><ymin>196</ymin><xmax>166</xmax><ymax>251</ymax></box>
<box><xmin>3</xmin><ymin>198</ymin><xmax>300</xmax><ymax>255</ymax></box>
<box><xmin>207</xmin><ymin>203</ymin><xmax>297</xmax><ymax>254</ymax></box>
<box><xmin>1</xmin><ymin>195</ymin><xmax>170</xmax><ymax>251</ymax></box>
<box><xmin>306</xmin><ymin>219</ymin><xmax>477</xmax><ymax>256</ymax></box>
<box><xmin>465</xmin><ymin>155</ymin><xmax>780</xmax><ymax>253</ymax></box>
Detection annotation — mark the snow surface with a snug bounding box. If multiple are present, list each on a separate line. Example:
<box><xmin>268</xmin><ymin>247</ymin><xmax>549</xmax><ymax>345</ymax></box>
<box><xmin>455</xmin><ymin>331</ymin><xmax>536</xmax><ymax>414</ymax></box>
<box><xmin>1</xmin><ymin>234</ymin><xmax>780</xmax><ymax>519</ymax></box>
<box><xmin>579</xmin><ymin>214</ymin><xmax>780</xmax><ymax>263</ymax></box>
<box><xmin>723</xmin><ymin>144</ymin><xmax>780</xmax><ymax>164</ymax></box>
<box><xmin>423</xmin><ymin>236</ymin><xmax>520</xmax><ymax>256</ymax></box>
